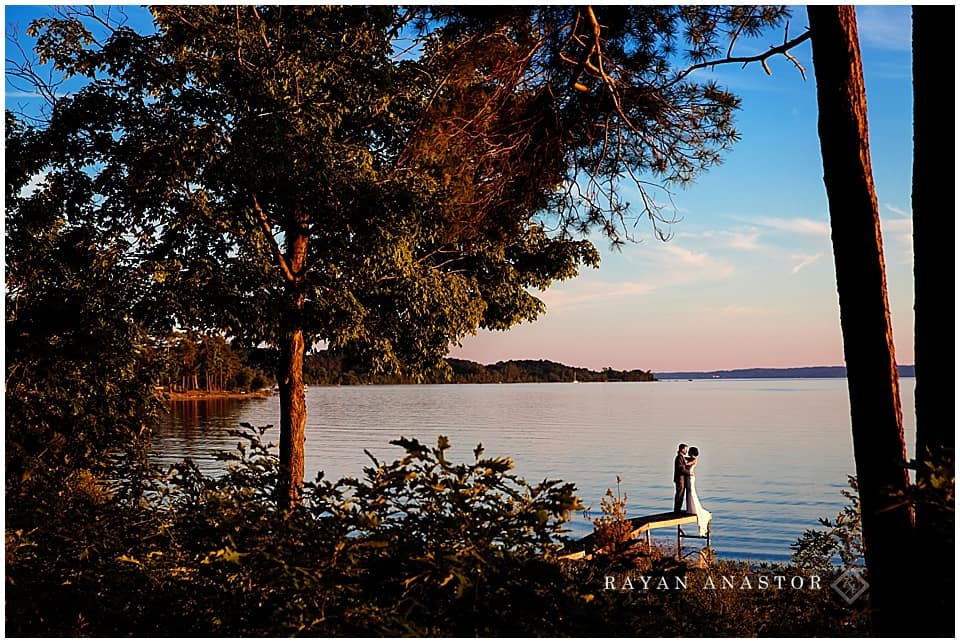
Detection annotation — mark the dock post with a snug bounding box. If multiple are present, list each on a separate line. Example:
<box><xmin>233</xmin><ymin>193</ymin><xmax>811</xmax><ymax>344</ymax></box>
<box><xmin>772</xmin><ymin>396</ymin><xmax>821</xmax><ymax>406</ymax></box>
<box><xmin>702</xmin><ymin>523</ymin><xmax>712</xmax><ymax>567</ymax></box>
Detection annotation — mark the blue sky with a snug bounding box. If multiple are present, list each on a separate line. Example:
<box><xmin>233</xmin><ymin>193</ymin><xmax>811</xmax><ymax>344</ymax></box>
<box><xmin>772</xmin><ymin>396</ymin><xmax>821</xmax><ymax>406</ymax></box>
<box><xmin>451</xmin><ymin>5</ymin><xmax>919</xmax><ymax>372</ymax></box>
<box><xmin>5</xmin><ymin>5</ymin><xmax>920</xmax><ymax>372</ymax></box>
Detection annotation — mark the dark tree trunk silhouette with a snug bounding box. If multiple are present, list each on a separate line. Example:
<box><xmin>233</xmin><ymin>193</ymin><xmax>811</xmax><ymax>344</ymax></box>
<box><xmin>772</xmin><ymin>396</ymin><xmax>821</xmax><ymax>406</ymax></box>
<box><xmin>807</xmin><ymin>6</ymin><xmax>914</xmax><ymax>635</ymax></box>
<box><xmin>912</xmin><ymin>6</ymin><xmax>955</xmax><ymax>637</ymax></box>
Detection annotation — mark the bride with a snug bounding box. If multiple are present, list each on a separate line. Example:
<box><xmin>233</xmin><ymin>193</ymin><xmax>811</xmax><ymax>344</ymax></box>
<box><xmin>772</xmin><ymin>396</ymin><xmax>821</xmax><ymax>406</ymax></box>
<box><xmin>685</xmin><ymin>446</ymin><xmax>712</xmax><ymax>537</ymax></box>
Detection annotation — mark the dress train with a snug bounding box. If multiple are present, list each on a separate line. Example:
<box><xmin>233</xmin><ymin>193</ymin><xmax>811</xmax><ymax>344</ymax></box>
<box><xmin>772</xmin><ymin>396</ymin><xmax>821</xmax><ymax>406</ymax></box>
<box><xmin>685</xmin><ymin>469</ymin><xmax>712</xmax><ymax>537</ymax></box>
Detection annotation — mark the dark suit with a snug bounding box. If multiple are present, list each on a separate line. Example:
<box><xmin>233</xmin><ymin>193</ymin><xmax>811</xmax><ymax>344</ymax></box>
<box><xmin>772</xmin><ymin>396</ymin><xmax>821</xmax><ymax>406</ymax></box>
<box><xmin>673</xmin><ymin>452</ymin><xmax>689</xmax><ymax>513</ymax></box>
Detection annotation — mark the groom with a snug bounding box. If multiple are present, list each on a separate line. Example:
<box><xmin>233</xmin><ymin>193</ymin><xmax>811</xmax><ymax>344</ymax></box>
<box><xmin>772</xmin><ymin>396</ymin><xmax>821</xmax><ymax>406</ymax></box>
<box><xmin>673</xmin><ymin>443</ymin><xmax>690</xmax><ymax>513</ymax></box>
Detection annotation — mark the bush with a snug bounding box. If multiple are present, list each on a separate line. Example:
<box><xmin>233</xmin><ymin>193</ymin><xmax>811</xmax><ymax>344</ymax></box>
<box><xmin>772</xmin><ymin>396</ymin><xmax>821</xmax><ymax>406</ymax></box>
<box><xmin>249</xmin><ymin>372</ymin><xmax>268</xmax><ymax>391</ymax></box>
<box><xmin>4</xmin><ymin>428</ymin><xmax>873</xmax><ymax>637</ymax></box>
<box><xmin>6</xmin><ymin>429</ymin><xmax>604</xmax><ymax>636</ymax></box>
<box><xmin>229</xmin><ymin>366</ymin><xmax>254</xmax><ymax>391</ymax></box>
<box><xmin>307</xmin><ymin>435</ymin><xmax>584</xmax><ymax>635</ymax></box>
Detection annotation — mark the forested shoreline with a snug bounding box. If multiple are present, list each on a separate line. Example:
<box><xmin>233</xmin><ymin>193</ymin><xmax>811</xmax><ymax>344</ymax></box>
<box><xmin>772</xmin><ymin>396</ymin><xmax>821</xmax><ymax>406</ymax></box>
<box><xmin>156</xmin><ymin>332</ymin><xmax>655</xmax><ymax>392</ymax></box>
<box><xmin>303</xmin><ymin>353</ymin><xmax>656</xmax><ymax>385</ymax></box>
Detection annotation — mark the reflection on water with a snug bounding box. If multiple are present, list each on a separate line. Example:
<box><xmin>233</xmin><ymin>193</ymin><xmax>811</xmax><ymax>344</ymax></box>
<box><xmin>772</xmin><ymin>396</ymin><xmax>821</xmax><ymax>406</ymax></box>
<box><xmin>166</xmin><ymin>398</ymin><xmax>241</xmax><ymax>440</ymax></box>
<box><xmin>158</xmin><ymin>397</ymin><xmax>258</xmax><ymax>463</ymax></box>
<box><xmin>154</xmin><ymin>379</ymin><xmax>916</xmax><ymax>562</ymax></box>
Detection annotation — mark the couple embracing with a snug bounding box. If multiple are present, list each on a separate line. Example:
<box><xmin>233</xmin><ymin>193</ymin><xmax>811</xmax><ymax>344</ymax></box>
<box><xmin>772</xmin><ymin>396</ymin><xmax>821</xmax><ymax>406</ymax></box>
<box><xmin>673</xmin><ymin>443</ymin><xmax>712</xmax><ymax>536</ymax></box>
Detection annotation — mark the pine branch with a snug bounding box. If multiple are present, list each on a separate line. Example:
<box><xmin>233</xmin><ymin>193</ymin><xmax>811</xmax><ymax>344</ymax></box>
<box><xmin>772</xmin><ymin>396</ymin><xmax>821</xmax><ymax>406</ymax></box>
<box><xmin>672</xmin><ymin>26</ymin><xmax>812</xmax><ymax>86</ymax></box>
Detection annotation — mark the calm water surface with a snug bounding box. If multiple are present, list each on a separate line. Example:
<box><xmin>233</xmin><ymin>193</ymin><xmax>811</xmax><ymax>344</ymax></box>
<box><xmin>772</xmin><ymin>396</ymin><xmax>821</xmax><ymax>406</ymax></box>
<box><xmin>155</xmin><ymin>378</ymin><xmax>916</xmax><ymax>562</ymax></box>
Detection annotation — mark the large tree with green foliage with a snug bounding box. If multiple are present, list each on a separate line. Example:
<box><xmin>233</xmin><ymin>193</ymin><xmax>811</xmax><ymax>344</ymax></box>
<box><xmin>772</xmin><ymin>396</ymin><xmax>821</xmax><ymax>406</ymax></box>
<box><xmin>15</xmin><ymin>6</ymin><xmax>593</xmax><ymax>503</ymax></box>
<box><xmin>13</xmin><ymin>5</ymin><xmax>789</xmax><ymax>504</ymax></box>
<box><xmin>6</xmin><ymin>112</ymin><xmax>161</xmax><ymax>490</ymax></box>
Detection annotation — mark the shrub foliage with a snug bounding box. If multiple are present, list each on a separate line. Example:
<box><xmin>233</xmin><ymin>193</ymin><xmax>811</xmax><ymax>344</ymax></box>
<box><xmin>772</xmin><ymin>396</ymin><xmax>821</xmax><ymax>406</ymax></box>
<box><xmin>7</xmin><ymin>425</ymin><xmax>872</xmax><ymax>637</ymax></box>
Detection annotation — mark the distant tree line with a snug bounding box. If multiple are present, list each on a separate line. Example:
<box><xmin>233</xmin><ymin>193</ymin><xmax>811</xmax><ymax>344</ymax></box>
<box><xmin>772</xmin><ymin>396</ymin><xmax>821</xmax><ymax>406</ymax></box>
<box><xmin>303</xmin><ymin>354</ymin><xmax>656</xmax><ymax>385</ymax></box>
<box><xmin>155</xmin><ymin>332</ymin><xmax>274</xmax><ymax>393</ymax></box>
<box><xmin>444</xmin><ymin>359</ymin><xmax>656</xmax><ymax>384</ymax></box>
<box><xmin>152</xmin><ymin>337</ymin><xmax>655</xmax><ymax>389</ymax></box>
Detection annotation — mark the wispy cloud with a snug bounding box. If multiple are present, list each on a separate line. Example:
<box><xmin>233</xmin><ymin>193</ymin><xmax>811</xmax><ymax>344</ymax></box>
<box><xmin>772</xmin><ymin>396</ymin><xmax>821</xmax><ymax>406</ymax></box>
<box><xmin>679</xmin><ymin>228</ymin><xmax>762</xmax><ymax>251</ymax></box>
<box><xmin>752</xmin><ymin>216</ymin><xmax>830</xmax><ymax>237</ymax></box>
<box><xmin>543</xmin><ymin>242</ymin><xmax>735</xmax><ymax>310</ymax></box>
<box><xmin>676</xmin><ymin>223</ymin><xmax>834</xmax><ymax>279</ymax></box>
<box><xmin>883</xmin><ymin>203</ymin><xmax>910</xmax><ymax>218</ymax></box>
<box><xmin>856</xmin><ymin>6</ymin><xmax>912</xmax><ymax>53</ymax></box>
<box><xmin>5</xmin><ymin>91</ymin><xmax>49</xmax><ymax>99</ymax></box>
<box><xmin>538</xmin><ymin>281</ymin><xmax>657</xmax><ymax>309</ymax></box>
<box><xmin>658</xmin><ymin>244</ymin><xmax>736</xmax><ymax>278</ymax></box>
<box><xmin>790</xmin><ymin>252</ymin><xmax>823</xmax><ymax>274</ymax></box>
<box><xmin>880</xmin><ymin>217</ymin><xmax>913</xmax><ymax>265</ymax></box>
<box><xmin>722</xmin><ymin>229</ymin><xmax>762</xmax><ymax>250</ymax></box>
<box><xmin>883</xmin><ymin>218</ymin><xmax>913</xmax><ymax>234</ymax></box>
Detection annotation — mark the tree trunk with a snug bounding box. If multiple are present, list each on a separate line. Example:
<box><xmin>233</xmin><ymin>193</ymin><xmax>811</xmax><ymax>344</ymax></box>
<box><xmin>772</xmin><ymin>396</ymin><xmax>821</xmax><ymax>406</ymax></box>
<box><xmin>807</xmin><ymin>6</ymin><xmax>914</xmax><ymax>635</ymax></box>
<box><xmin>276</xmin><ymin>221</ymin><xmax>309</xmax><ymax>507</ymax></box>
<box><xmin>911</xmin><ymin>6</ymin><xmax>955</xmax><ymax>637</ymax></box>
<box><xmin>278</xmin><ymin>318</ymin><xmax>306</xmax><ymax>506</ymax></box>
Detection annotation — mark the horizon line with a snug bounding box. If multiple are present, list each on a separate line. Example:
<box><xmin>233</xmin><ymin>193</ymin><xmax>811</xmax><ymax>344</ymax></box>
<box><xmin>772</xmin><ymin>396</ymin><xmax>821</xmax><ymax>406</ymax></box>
<box><xmin>444</xmin><ymin>357</ymin><xmax>916</xmax><ymax>374</ymax></box>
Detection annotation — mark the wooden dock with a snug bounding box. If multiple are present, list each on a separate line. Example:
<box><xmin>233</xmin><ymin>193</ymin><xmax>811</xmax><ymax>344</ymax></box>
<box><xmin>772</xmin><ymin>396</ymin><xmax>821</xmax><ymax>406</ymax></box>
<box><xmin>560</xmin><ymin>511</ymin><xmax>711</xmax><ymax>561</ymax></box>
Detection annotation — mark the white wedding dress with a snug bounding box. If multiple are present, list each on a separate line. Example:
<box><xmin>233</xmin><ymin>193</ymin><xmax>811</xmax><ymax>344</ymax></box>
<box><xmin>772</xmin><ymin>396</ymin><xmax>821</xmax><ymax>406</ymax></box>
<box><xmin>685</xmin><ymin>462</ymin><xmax>712</xmax><ymax>537</ymax></box>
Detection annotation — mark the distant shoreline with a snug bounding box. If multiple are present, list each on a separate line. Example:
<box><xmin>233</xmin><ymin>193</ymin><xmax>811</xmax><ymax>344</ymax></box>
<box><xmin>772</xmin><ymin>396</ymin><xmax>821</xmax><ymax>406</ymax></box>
<box><xmin>161</xmin><ymin>365</ymin><xmax>919</xmax><ymax>394</ymax></box>
<box><xmin>655</xmin><ymin>365</ymin><xmax>915</xmax><ymax>380</ymax></box>
<box><xmin>164</xmin><ymin>389</ymin><xmax>275</xmax><ymax>401</ymax></box>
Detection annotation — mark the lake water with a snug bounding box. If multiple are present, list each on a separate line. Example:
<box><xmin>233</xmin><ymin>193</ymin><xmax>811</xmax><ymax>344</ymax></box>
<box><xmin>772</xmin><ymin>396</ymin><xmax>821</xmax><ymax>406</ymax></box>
<box><xmin>155</xmin><ymin>378</ymin><xmax>916</xmax><ymax>562</ymax></box>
